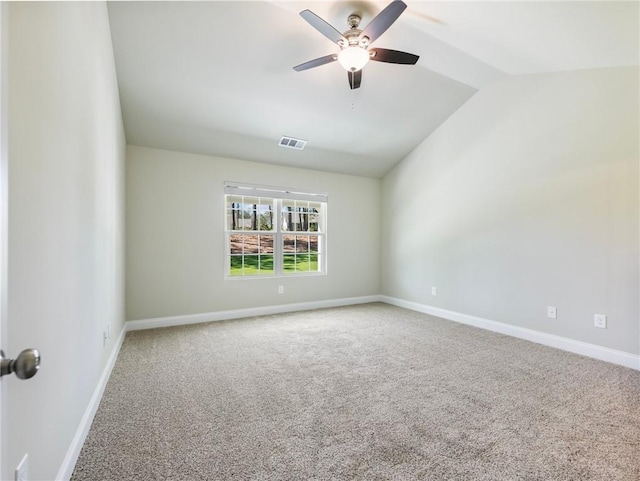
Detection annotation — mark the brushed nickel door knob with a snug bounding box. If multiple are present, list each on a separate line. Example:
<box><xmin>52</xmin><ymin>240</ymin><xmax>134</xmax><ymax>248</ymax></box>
<box><xmin>0</xmin><ymin>349</ymin><xmax>41</xmax><ymax>379</ymax></box>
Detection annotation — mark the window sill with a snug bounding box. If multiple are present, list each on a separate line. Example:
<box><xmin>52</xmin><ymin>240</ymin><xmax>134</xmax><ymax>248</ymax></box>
<box><xmin>224</xmin><ymin>272</ymin><xmax>326</xmax><ymax>280</ymax></box>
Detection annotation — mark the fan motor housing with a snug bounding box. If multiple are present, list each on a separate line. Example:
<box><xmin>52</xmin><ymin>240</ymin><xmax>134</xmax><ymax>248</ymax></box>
<box><xmin>342</xmin><ymin>28</ymin><xmax>368</xmax><ymax>48</ymax></box>
<box><xmin>336</xmin><ymin>14</ymin><xmax>368</xmax><ymax>48</ymax></box>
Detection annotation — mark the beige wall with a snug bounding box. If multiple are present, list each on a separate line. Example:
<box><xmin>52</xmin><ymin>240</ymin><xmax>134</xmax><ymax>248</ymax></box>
<box><xmin>382</xmin><ymin>67</ymin><xmax>639</xmax><ymax>355</ymax></box>
<box><xmin>5</xmin><ymin>2</ymin><xmax>125</xmax><ymax>479</ymax></box>
<box><xmin>126</xmin><ymin>145</ymin><xmax>381</xmax><ymax>321</ymax></box>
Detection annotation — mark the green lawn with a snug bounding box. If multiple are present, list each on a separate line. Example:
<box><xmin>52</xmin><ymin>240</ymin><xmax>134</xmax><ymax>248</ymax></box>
<box><xmin>230</xmin><ymin>253</ymin><xmax>318</xmax><ymax>276</ymax></box>
<box><xmin>229</xmin><ymin>255</ymin><xmax>273</xmax><ymax>276</ymax></box>
<box><xmin>283</xmin><ymin>253</ymin><xmax>318</xmax><ymax>273</ymax></box>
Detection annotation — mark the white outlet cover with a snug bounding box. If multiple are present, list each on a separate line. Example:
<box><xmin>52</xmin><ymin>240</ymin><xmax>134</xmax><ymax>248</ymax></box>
<box><xmin>594</xmin><ymin>314</ymin><xmax>607</xmax><ymax>329</ymax></box>
<box><xmin>431</xmin><ymin>287</ymin><xmax>437</xmax><ymax>296</ymax></box>
<box><xmin>278</xmin><ymin>285</ymin><xmax>284</xmax><ymax>294</ymax></box>
<box><xmin>547</xmin><ymin>306</ymin><xmax>557</xmax><ymax>319</ymax></box>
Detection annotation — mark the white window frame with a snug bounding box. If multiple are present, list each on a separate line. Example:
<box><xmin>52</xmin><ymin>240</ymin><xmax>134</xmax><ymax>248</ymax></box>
<box><xmin>224</xmin><ymin>182</ymin><xmax>327</xmax><ymax>278</ymax></box>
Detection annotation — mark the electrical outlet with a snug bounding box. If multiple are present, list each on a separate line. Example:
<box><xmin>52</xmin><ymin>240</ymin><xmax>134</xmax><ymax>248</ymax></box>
<box><xmin>278</xmin><ymin>285</ymin><xmax>284</xmax><ymax>294</ymax></box>
<box><xmin>431</xmin><ymin>286</ymin><xmax>437</xmax><ymax>296</ymax></box>
<box><xmin>594</xmin><ymin>314</ymin><xmax>607</xmax><ymax>329</ymax></box>
<box><xmin>547</xmin><ymin>306</ymin><xmax>557</xmax><ymax>319</ymax></box>
<box><xmin>15</xmin><ymin>453</ymin><xmax>28</xmax><ymax>481</ymax></box>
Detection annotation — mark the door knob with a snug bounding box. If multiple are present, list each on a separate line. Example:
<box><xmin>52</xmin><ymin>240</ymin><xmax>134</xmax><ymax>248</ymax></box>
<box><xmin>0</xmin><ymin>349</ymin><xmax>41</xmax><ymax>379</ymax></box>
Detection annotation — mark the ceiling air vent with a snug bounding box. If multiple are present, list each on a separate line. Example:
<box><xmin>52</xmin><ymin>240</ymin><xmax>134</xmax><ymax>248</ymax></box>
<box><xmin>279</xmin><ymin>136</ymin><xmax>307</xmax><ymax>151</ymax></box>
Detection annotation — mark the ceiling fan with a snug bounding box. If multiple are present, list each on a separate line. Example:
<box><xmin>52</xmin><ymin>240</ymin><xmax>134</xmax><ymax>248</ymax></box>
<box><xmin>293</xmin><ymin>0</ymin><xmax>419</xmax><ymax>90</ymax></box>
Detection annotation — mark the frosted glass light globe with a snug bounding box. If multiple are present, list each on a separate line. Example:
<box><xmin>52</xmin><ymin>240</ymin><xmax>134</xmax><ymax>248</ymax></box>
<box><xmin>337</xmin><ymin>47</ymin><xmax>370</xmax><ymax>72</ymax></box>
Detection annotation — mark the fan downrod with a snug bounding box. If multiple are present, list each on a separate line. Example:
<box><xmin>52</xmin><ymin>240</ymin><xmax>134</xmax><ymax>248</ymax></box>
<box><xmin>347</xmin><ymin>14</ymin><xmax>361</xmax><ymax>29</ymax></box>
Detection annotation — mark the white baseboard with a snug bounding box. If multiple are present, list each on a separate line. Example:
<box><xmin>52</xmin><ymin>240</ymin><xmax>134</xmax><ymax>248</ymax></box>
<box><xmin>126</xmin><ymin>295</ymin><xmax>383</xmax><ymax>331</ymax></box>
<box><xmin>56</xmin><ymin>325</ymin><xmax>127</xmax><ymax>481</ymax></box>
<box><xmin>381</xmin><ymin>296</ymin><xmax>640</xmax><ymax>371</ymax></box>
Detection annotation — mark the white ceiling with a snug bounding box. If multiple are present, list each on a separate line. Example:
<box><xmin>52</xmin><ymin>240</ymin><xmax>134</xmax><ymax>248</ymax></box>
<box><xmin>107</xmin><ymin>1</ymin><xmax>639</xmax><ymax>178</ymax></box>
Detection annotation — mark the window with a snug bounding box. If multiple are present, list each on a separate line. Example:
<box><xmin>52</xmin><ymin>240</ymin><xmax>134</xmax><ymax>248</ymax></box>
<box><xmin>224</xmin><ymin>182</ymin><xmax>327</xmax><ymax>277</ymax></box>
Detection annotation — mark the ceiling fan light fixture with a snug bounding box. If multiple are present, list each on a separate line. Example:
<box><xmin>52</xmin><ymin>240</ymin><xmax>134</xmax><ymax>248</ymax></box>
<box><xmin>294</xmin><ymin>1</ymin><xmax>418</xmax><ymax>89</ymax></box>
<box><xmin>337</xmin><ymin>46</ymin><xmax>370</xmax><ymax>72</ymax></box>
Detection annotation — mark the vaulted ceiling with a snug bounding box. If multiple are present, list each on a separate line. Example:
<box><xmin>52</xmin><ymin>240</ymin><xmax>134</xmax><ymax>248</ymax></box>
<box><xmin>107</xmin><ymin>1</ymin><xmax>639</xmax><ymax>178</ymax></box>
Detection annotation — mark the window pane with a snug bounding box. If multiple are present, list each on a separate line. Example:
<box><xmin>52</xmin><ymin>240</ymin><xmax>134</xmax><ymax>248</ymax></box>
<box><xmin>243</xmin><ymin>255</ymin><xmax>260</xmax><ymax>275</ymax></box>
<box><xmin>243</xmin><ymin>235</ymin><xmax>259</xmax><ymax>254</ymax></box>
<box><xmin>229</xmin><ymin>234</ymin><xmax>243</xmax><ymax>255</ymax></box>
<box><xmin>233</xmin><ymin>203</ymin><xmax>249</xmax><ymax>230</ymax></box>
<box><xmin>295</xmin><ymin>235</ymin><xmax>310</xmax><ymax>253</ymax></box>
<box><xmin>296</xmin><ymin>253</ymin><xmax>310</xmax><ymax>272</ymax></box>
<box><xmin>282</xmin><ymin>204</ymin><xmax>295</xmax><ymax>232</ymax></box>
<box><xmin>309</xmin><ymin>235</ymin><xmax>319</xmax><ymax>254</ymax></box>
<box><xmin>229</xmin><ymin>255</ymin><xmax>243</xmax><ymax>276</ymax></box>
<box><xmin>293</xmin><ymin>208</ymin><xmax>300</xmax><ymax>232</ymax></box>
<box><xmin>243</xmin><ymin>205</ymin><xmax>257</xmax><ymax>230</ymax></box>
<box><xmin>259</xmin><ymin>235</ymin><xmax>274</xmax><ymax>254</ymax></box>
<box><xmin>308</xmin><ymin>207</ymin><xmax>319</xmax><ymax>232</ymax></box>
<box><xmin>283</xmin><ymin>254</ymin><xmax>296</xmax><ymax>272</ymax></box>
<box><xmin>297</xmin><ymin>208</ymin><xmax>308</xmax><ymax>232</ymax></box>
<box><xmin>259</xmin><ymin>255</ymin><xmax>274</xmax><ymax>275</ymax></box>
<box><xmin>282</xmin><ymin>235</ymin><xmax>296</xmax><ymax>253</ymax></box>
<box><xmin>309</xmin><ymin>252</ymin><xmax>319</xmax><ymax>272</ymax></box>
<box><xmin>257</xmin><ymin>203</ymin><xmax>274</xmax><ymax>231</ymax></box>
<box><xmin>227</xmin><ymin>201</ymin><xmax>243</xmax><ymax>230</ymax></box>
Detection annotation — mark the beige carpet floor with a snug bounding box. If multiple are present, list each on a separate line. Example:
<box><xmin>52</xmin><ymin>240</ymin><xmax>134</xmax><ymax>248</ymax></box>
<box><xmin>71</xmin><ymin>303</ymin><xmax>640</xmax><ymax>480</ymax></box>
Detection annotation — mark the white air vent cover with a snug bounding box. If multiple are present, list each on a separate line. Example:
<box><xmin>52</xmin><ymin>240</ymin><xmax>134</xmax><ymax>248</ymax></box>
<box><xmin>279</xmin><ymin>136</ymin><xmax>307</xmax><ymax>150</ymax></box>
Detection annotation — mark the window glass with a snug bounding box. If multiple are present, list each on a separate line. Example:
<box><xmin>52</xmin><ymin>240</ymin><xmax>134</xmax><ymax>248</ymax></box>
<box><xmin>225</xmin><ymin>187</ymin><xmax>326</xmax><ymax>277</ymax></box>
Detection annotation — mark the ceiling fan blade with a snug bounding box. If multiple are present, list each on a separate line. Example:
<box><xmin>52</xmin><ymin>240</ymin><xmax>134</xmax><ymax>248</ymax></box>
<box><xmin>348</xmin><ymin>70</ymin><xmax>362</xmax><ymax>90</ymax></box>
<box><xmin>293</xmin><ymin>54</ymin><xmax>337</xmax><ymax>72</ymax></box>
<box><xmin>300</xmin><ymin>10</ymin><xmax>347</xmax><ymax>45</ymax></box>
<box><xmin>369</xmin><ymin>48</ymin><xmax>419</xmax><ymax>65</ymax></box>
<box><xmin>359</xmin><ymin>0</ymin><xmax>407</xmax><ymax>45</ymax></box>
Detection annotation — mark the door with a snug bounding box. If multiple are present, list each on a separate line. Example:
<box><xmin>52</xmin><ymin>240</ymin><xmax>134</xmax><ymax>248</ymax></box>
<box><xmin>0</xmin><ymin>2</ymin><xmax>8</xmax><ymax>476</ymax></box>
<box><xmin>0</xmin><ymin>7</ymin><xmax>44</xmax><ymax>476</ymax></box>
